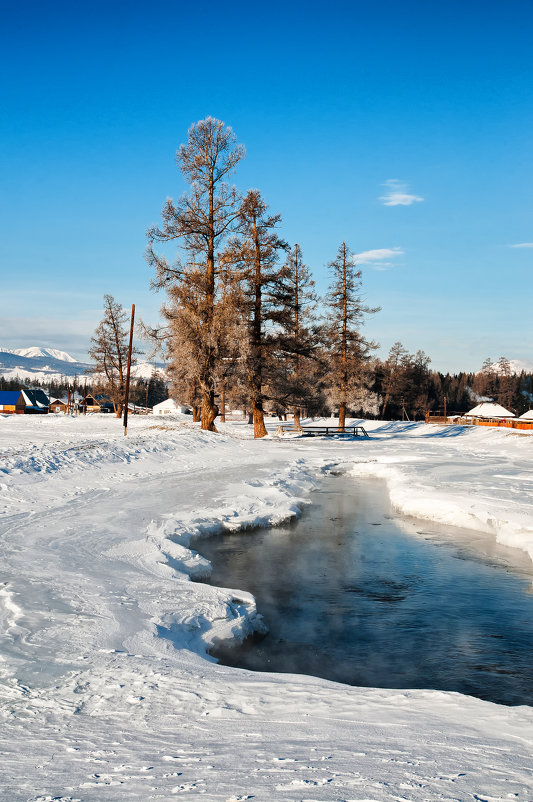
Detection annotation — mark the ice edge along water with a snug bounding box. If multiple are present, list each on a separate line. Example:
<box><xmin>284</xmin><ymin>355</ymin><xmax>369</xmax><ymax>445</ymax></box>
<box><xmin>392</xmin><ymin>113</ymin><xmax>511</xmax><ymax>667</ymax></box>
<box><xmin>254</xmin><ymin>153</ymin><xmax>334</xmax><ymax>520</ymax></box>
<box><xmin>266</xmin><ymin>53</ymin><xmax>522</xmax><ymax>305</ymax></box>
<box><xmin>0</xmin><ymin>413</ymin><xmax>533</xmax><ymax>801</ymax></box>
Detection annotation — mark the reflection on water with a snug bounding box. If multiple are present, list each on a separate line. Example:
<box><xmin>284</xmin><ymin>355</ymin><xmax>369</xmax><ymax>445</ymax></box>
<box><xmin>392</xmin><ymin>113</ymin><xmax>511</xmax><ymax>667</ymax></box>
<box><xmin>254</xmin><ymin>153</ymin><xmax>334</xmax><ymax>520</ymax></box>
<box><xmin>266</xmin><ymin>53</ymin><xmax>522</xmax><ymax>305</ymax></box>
<box><xmin>194</xmin><ymin>475</ymin><xmax>533</xmax><ymax>706</ymax></box>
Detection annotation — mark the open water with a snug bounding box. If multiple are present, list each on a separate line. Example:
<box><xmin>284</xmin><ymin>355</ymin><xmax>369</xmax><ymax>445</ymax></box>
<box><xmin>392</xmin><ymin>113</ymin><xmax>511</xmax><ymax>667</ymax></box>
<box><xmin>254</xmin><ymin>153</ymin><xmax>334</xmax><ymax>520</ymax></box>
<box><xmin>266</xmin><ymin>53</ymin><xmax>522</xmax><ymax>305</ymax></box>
<box><xmin>194</xmin><ymin>474</ymin><xmax>533</xmax><ymax>706</ymax></box>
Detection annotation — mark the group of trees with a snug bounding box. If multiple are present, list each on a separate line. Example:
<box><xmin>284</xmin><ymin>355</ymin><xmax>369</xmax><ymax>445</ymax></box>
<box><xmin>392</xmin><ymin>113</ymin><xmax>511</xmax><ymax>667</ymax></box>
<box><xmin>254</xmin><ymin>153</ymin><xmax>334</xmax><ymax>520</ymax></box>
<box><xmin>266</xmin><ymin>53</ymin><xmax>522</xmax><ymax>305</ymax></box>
<box><xmin>84</xmin><ymin>117</ymin><xmax>531</xmax><ymax>431</ymax></box>
<box><xmin>371</xmin><ymin>347</ymin><xmax>533</xmax><ymax>420</ymax></box>
<box><xmin>146</xmin><ymin>117</ymin><xmax>379</xmax><ymax>437</ymax></box>
<box><xmin>0</xmin><ymin>375</ymin><xmax>87</xmax><ymax>396</ymax></box>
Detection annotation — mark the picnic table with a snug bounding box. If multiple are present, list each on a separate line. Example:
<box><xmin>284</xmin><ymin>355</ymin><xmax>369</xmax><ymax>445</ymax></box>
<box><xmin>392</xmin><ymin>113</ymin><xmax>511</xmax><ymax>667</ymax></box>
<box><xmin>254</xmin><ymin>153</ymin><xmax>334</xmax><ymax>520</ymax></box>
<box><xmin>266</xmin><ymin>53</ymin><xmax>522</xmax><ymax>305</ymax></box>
<box><xmin>279</xmin><ymin>424</ymin><xmax>369</xmax><ymax>438</ymax></box>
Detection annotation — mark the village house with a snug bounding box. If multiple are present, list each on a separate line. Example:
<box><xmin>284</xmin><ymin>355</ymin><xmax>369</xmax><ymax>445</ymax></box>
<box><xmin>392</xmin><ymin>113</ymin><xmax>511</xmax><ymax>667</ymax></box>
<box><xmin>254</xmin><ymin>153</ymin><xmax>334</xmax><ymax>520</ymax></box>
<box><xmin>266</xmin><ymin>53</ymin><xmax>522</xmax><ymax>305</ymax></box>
<box><xmin>464</xmin><ymin>402</ymin><xmax>515</xmax><ymax>420</ymax></box>
<box><xmin>0</xmin><ymin>390</ymin><xmax>27</xmax><ymax>413</ymax></box>
<box><xmin>0</xmin><ymin>389</ymin><xmax>50</xmax><ymax>414</ymax></box>
<box><xmin>79</xmin><ymin>394</ymin><xmax>114</xmax><ymax>413</ymax></box>
<box><xmin>48</xmin><ymin>397</ymin><xmax>69</xmax><ymax>414</ymax></box>
<box><xmin>152</xmin><ymin>398</ymin><xmax>189</xmax><ymax>415</ymax></box>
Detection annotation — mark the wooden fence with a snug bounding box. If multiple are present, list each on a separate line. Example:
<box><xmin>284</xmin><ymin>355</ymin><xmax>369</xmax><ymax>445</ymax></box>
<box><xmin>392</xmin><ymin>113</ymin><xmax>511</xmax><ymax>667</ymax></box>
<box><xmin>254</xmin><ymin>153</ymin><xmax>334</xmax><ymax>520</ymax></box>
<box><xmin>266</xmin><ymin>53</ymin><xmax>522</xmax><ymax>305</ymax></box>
<box><xmin>426</xmin><ymin>415</ymin><xmax>533</xmax><ymax>431</ymax></box>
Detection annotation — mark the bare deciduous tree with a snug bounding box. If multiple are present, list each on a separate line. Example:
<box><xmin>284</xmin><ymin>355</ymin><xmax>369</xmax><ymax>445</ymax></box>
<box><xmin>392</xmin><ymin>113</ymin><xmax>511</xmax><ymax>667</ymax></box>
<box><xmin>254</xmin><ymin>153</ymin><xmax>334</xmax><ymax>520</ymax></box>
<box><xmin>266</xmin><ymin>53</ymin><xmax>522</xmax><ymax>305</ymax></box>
<box><xmin>89</xmin><ymin>294</ymin><xmax>137</xmax><ymax>417</ymax></box>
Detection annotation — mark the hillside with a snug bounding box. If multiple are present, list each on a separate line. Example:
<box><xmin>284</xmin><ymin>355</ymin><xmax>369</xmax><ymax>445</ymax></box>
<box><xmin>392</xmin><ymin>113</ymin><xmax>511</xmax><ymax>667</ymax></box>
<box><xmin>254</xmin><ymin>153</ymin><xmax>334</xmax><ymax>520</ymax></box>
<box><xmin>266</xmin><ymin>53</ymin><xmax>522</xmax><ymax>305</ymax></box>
<box><xmin>0</xmin><ymin>347</ymin><xmax>165</xmax><ymax>382</ymax></box>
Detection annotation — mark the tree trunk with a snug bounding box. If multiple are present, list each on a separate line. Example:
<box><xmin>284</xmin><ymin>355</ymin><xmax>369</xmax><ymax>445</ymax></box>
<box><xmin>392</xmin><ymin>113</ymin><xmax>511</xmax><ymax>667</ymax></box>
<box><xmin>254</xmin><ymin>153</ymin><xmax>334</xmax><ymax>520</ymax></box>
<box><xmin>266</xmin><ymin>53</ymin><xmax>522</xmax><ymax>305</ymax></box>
<box><xmin>338</xmin><ymin>401</ymin><xmax>346</xmax><ymax>430</ymax></box>
<box><xmin>248</xmin><ymin>411</ymin><xmax>254</xmax><ymax>425</ymax></box>
<box><xmin>293</xmin><ymin>406</ymin><xmax>301</xmax><ymax>429</ymax></box>
<box><xmin>220</xmin><ymin>384</ymin><xmax>226</xmax><ymax>422</ymax></box>
<box><xmin>200</xmin><ymin>177</ymin><xmax>217</xmax><ymax>433</ymax></box>
<box><xmin>253</xmin><ymin>399</ymin><xmax>268</xmax><ymax>438</ymax></box>
<box><xmin>201</xmin><ymin>387</ymin><xmax>218</xmax><ymax>432</ymax></box>
<box><xmin>192</xmin><ymin>405</ymin><xmax>201</xmax><ymax>422</ymax></box>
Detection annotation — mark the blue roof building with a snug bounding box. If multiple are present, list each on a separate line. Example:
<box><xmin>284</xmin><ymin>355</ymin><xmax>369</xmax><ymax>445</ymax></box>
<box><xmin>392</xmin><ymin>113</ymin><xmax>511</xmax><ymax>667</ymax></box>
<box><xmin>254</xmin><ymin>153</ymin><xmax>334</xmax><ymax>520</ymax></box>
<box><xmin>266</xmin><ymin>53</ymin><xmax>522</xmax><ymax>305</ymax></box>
<box><xmin>0</xmin><ymin>390</ymin><xmax>25</xmax><ymax>412</ymax></box>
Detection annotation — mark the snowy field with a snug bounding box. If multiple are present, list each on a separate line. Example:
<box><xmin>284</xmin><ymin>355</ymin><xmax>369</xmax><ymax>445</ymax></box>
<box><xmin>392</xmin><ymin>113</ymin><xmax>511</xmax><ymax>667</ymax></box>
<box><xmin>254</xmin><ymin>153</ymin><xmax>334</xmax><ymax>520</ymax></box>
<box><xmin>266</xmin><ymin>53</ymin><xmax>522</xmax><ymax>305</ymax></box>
<box><xmin>0</xmin><ymin>412</ymin><xmax>532</xmax><ymax>801</ymax></box>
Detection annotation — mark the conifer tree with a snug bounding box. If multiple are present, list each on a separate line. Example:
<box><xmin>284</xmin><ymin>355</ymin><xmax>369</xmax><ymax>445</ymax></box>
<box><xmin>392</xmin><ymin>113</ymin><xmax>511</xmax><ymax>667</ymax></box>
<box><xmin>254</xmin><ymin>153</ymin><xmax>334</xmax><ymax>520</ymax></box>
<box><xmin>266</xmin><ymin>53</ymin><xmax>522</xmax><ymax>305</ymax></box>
<box><xmin>275</xmin><ymin>244</ymin><xmax>319</xmax><ymax>428</ymax></box>
<box><xmin>224</xmin><ymin>190</ymin><xmax>288</xmax><ymax>438</ymax></box>
<box><xmin>89</xmin><ymin>294</ymin><xmax>137</xmax><ymax>417</ymax></box>
<box><xmin>379</xmin><ymin>341</ymin><xmax>410</xmax><ymax>419</ymax></box>
<box><xmin>473</xmin><ymin>357</ymin><xmax>498</xmax><ymax>401</ymax></box>
<box><xmin>147</xmin><ymin>117</ymin><xmax>245</xmax><ymax>431</ymax></box>
<box><xmin>324</xmin><ymin>242</ymin><xmax>379</xmax><ymax>428</ymax></box>
<box><xmin>496</xmin><ymin>356</ymin><xmax>514</xmax><ymax>410</ymax></box>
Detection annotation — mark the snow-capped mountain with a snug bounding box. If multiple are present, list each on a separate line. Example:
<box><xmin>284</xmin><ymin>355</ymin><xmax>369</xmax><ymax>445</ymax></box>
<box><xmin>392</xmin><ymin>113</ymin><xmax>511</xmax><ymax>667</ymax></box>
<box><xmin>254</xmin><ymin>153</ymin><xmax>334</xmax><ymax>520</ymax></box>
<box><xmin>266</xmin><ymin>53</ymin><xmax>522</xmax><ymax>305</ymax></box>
<box><xmin>1</xmin><ymin>347</ymin><xmax>77</xmax><ymax>363</ymax></box>
<box><xmin>0</xmin><ymin>346</ymin><xmax>166</xmax><ymax>383</ymax></box>
<box><xmin>0</xmin><ymin>347</ymin><xmax>91</xmax><ymax>382</ymax></box>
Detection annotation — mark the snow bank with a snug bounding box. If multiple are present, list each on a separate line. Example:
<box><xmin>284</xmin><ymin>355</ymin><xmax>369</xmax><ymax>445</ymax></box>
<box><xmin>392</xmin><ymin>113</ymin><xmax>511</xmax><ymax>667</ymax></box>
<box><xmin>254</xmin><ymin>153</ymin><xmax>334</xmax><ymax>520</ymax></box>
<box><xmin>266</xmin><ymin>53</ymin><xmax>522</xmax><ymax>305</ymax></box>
<box><xmin>342</xmin><ymin>420</ymin><xmax>533</xmax><ymax>562</ymax></box>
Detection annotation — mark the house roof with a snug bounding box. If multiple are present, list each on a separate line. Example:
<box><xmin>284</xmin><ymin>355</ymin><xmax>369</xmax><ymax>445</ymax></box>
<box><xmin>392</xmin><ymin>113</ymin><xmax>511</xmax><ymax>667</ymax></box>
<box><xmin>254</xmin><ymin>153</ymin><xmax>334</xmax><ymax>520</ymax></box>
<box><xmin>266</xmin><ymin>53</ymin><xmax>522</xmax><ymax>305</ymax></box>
<box><xmin>0</xmin><ymin>390</ymin><xmax>23</xmax><ymax>405</ymax></box>
<box><xmin>465</xmin><ymin>402</ymin><xmax>514</xmax><ymax>418</ymax></box>
<box><xmin>519</xmin><ymin>409</ymin><xmax>533</xmax><ymax>420</ymax></box>
<box><xmin>21</xmin><ymin>389</ymin><xmax>49</xmax><ymax>408</ymax></box>
<box><xmin>153</xmin><ymin>398</ymin><xmax>180</xmax><ymax>410</ymax></box>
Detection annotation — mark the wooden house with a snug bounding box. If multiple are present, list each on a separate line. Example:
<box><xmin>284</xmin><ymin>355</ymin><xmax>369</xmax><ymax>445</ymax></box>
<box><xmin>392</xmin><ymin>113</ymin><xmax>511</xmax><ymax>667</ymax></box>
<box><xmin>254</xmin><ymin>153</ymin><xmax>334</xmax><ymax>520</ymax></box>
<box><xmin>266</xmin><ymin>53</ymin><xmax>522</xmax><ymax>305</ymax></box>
<box><xmin>0</xmin><ymin>390</ymin><xmax>26</xmax><ymax>414</ymax></box>
<box><xmin>21</xmin><ymin>389</ymin><xmax>49</xmax><ymax>413</ymax></box>
<box><xmin>49</xmin><ymin>397</ymin><xmax>69</xmax><ymax>413</ymax></box>
<box><xmin>79</xmin><ymin>394</ymin><xmax>115</xmax><ymax>413</ymax></box>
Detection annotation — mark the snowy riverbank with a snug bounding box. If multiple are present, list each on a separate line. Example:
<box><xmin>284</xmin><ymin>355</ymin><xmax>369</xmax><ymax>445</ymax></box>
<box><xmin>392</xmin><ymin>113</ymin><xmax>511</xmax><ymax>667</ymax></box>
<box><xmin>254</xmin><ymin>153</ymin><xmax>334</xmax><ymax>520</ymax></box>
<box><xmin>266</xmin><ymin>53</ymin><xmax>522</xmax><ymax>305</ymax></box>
<box><xmin>0</xmin><ymin>413</ymin><xmax>532</xmax><ymax>800</ymax></box>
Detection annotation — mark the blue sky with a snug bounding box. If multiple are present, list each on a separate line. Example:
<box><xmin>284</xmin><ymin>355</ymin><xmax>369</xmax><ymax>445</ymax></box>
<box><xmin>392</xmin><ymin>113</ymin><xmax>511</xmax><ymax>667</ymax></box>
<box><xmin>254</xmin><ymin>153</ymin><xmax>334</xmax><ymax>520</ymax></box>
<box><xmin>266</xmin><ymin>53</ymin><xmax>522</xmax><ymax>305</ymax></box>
<box><xmin>1</xmin><ymin>0</ymin><xmax>532</xmax><ymax>372</ymax></box>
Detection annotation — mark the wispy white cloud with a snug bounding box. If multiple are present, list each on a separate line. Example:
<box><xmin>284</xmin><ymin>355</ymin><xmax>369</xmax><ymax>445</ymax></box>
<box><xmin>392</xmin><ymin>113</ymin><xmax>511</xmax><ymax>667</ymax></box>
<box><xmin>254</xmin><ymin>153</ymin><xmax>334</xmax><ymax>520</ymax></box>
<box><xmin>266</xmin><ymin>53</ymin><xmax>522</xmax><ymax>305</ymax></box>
<box><xmin>353</xmin><ymin>247</ymin><xmax>404</xmax><ymax>271</ymax></box>
<box><xmin>379</xmin><ymin>179</ymin><xmax>424</xmax><ymax>207</ymax></box>
<box><xmin>509</xmin><ymin>242</ymin><xmax>533</xmax><ymax>248</ymax></box>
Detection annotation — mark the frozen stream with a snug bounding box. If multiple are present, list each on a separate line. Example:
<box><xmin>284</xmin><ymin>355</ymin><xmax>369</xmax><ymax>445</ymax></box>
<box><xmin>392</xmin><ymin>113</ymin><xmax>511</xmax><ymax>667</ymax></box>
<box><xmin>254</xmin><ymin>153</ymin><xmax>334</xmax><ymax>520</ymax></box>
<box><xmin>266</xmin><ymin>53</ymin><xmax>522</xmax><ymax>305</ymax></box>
<box><xmin>195</xmin><ymin>474</ymin><xmax>533</xmax><ymax>707</ymax></box>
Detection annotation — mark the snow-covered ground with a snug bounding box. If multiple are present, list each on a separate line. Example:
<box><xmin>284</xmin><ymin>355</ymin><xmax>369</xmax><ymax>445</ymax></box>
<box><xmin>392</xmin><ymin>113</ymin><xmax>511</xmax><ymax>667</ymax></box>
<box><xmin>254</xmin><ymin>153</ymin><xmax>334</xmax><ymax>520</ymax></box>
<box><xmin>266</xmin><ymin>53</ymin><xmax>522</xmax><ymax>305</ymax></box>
<box><xmin>0</xmin><ymin>413</ymin><xmax>532</xmax><ymax>801</ymax></box>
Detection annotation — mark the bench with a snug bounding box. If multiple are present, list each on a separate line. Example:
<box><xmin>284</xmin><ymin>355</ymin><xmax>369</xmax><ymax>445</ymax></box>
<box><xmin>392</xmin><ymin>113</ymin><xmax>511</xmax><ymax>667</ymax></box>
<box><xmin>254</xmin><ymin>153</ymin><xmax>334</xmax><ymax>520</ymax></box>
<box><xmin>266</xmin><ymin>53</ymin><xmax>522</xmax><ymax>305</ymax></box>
<box><xmin>279</xmin><ymin>424</ymin><xmax>369</xmax><ymax>438</ymax></box>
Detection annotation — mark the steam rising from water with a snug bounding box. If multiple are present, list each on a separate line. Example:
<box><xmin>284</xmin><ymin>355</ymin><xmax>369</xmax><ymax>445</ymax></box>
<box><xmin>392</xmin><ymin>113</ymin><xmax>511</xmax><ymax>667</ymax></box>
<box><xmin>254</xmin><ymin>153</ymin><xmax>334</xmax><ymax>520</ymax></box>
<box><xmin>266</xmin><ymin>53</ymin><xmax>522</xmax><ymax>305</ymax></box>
<box><xmin>195</xmin><ymin>475</ymin><xmax>533</xmax><ymax>706</ymax></box>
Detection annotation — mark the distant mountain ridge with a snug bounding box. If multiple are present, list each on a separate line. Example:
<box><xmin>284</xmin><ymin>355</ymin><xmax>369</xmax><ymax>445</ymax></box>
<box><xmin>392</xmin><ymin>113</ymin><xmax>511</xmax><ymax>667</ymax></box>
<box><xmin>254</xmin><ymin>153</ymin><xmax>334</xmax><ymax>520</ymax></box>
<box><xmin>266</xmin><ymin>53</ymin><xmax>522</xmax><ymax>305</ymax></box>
<box><xmin>1</xmin><ymin>347</ymin><xmax>77</xmax><ymax>363</ymax></box>
<box><xmin>0</xmin><ymin>347</ymin><xmax>165</xmax><ymax>382</ymax></box>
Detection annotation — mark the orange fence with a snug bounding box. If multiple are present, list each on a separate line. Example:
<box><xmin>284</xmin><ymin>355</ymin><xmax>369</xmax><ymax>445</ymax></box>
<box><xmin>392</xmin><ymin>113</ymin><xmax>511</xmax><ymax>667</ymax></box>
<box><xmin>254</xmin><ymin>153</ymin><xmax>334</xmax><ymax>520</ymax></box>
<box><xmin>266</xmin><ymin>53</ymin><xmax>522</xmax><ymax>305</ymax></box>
<box><xmin>426</xmin><ymin>415</ymin><xmax>533</xmax><ymax>431</ymax></box>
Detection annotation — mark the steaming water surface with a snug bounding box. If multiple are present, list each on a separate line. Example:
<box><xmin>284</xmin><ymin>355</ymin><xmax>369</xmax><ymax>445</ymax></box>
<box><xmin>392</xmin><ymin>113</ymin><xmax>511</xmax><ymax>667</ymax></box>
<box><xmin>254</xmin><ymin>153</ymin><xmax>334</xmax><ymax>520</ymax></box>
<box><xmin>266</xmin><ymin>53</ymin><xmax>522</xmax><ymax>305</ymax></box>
<box><xmin>194</xmin><ymin>475</ymin><xmax>533</xmax><ymax>706</ymax></box>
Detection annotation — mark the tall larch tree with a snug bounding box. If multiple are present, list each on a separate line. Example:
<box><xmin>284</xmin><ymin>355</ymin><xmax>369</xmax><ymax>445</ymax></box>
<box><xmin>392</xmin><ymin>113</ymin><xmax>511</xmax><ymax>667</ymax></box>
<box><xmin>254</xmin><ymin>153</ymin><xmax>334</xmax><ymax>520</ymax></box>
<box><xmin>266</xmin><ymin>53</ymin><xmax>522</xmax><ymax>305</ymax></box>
<box><xmin>276</xmin><ymin>244</ymin><xmax>318</xmax><ymax>428</ymax></box>
<box><xmin>146</xmin><ymin>117</ymin><xmax>245</xmax><ymax>431</ymax></box>
<box><xmin>324</xmin><ymin>242</ymin><xmax>379</xmax><ymax>428</ymax></box>
<box><xmin>225</xmin><ymin>189</ymin><xmax>288</xmax><ymax>438</ymax></box>
<box><xmin>379</xmin><ymin>341</ymin><xmax>411</xmax><ymax>419</ymax></box>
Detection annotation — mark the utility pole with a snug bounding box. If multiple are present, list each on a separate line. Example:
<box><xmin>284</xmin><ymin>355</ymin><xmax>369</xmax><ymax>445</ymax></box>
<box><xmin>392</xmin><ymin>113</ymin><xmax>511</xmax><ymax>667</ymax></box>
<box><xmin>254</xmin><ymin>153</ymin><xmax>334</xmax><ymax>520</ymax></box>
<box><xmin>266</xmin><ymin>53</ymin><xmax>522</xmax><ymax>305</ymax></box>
<box><xmin>123</xmin><ymin>303</ymin><xmax>135</xmax><ymax>436</ymax></box>
<box><xmin>220</xmin><ymin>381</ymin><xmax>226</xmax><ymax>423</ymax></box>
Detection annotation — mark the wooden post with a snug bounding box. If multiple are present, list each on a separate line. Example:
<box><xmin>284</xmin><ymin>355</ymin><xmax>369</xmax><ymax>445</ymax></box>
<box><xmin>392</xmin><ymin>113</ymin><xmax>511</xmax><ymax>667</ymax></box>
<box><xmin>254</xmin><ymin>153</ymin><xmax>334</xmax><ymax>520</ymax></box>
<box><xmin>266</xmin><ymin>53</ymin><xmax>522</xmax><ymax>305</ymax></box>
<box><xmin>443</xmin><ymin>395</ymin><xmax>447</xmax><ymax>424</ymax></box>
<box><xmin>123</xmin><ymin>304</ymin><xmax>135</xmax><ymax>436</ymax></box>
<box><xmin>220</xmin><ymin>382</ymin><xmax>226</xmax><ymax>423</ymax></box>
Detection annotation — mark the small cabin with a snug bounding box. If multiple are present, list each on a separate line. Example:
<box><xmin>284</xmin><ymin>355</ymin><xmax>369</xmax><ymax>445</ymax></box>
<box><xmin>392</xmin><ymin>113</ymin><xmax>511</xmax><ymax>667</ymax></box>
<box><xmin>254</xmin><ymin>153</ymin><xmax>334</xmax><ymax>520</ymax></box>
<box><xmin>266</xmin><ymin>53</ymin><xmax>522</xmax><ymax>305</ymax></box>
<box><xmin>79</xmin><ymin>394</ymin><xmax>115</xmax><ymax>413</ymax></box>
<box><xmin>152</xmin><ymin>398</ymin><xmax>186</xmax><ymax>415</ymax></box>
<box><xmin>0</xmin><ymin>390</ymin><xmax>26</xmax><ymax>414</ymax></box>
<box><xmin>464</xmin><ymin>402</ymin><xmax>514</xmax><ymax>420</ymax></box>
<box><xmin>49</xmin><ymin>397</ymin><xmax>69</xmax><ymax>413</ymax></box>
